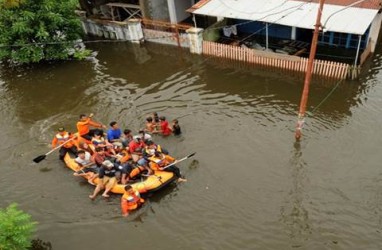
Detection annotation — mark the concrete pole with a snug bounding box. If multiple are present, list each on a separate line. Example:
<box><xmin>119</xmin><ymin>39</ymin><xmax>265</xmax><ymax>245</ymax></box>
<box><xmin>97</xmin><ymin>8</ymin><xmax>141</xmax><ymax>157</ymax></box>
<box><xmin>266</xmin><ymin>23</ymin><xmax>269</xmax><ymax>50</ymax></box>
<box><xmin>128</xmin><ymin>18</ymin><xmax>144</xmax><ymax>43</ymax></box>
<box><xmin>186</xmin><ymin>27</ymin><xmax>204</xmax><ymax>54</ymax></box>
<box><xmin>354</xmin><ymin>35</ymin><xmax>362</xmax><ymax>66</ymax></box>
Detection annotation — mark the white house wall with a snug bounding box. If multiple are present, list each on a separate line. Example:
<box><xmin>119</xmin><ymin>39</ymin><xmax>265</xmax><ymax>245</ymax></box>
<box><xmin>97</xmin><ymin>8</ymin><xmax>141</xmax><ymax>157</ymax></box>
<box><xmin>143</xmin><ymin>0</ymin><xmax>170</xmax><ymax>21</ymax></box>
<box><xmin>369</xmin><ymin>12</ymin><xmax>382</xmax><ymax>53</ymax></box>
<box><xmin>168</xmin><ymin>0</ymin><xmax>193</xmax><ymax>23</ymax></box>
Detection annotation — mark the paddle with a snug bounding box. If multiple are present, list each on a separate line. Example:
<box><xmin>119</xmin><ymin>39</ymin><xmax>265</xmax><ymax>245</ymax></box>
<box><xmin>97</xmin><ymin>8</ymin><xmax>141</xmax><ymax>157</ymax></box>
<box><xmin>33</xmin><ymin>137</ymin><xmax>76</xmax><ymax>163</ymax></box>
<box><xmin>162</xmin><ymin>152</ymin><xmax>196</xmax><ymax>170</ymax></box>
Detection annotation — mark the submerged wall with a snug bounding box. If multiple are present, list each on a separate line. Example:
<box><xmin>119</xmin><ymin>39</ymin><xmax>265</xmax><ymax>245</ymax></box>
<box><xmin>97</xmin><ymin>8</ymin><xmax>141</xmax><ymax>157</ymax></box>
<box><xmin>80</xmin><ymin>18</ymin><xmax>189</xmax><ymax>48</ymax></box>
<box><xmin>82</xmin><ymin>19</ymin><xmax>131</xmax><ymax>40</ymax></box>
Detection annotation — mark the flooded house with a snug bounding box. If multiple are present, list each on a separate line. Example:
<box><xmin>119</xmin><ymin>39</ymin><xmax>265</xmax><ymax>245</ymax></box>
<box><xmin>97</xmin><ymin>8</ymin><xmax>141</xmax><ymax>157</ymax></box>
<box><xmin>77</xmin><ymin>0</ymin><xmax>382</xmax><ymax>79</ymax></box>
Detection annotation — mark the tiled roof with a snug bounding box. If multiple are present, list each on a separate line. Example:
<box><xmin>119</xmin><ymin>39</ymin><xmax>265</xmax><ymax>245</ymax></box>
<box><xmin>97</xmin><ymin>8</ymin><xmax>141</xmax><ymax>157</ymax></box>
<box><xmin>294</xmin><ymin>0</ymin><xmax>382</xmax><ymax>9</ymax></box>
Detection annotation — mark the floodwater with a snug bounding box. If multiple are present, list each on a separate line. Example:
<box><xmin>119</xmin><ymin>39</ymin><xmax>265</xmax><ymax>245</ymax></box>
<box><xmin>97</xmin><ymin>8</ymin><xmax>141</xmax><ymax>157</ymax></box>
<box><xmin>1</xmin><ymin>41</ymin><xmax>382</xmax><ymax>250</ymax></box>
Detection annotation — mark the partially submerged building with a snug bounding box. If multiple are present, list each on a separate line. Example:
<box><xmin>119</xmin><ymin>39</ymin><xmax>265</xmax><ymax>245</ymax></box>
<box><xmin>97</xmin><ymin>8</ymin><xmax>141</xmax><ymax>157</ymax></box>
<box><xmin>77</xmin><ymin>0</ymin><xmax>382</xmax><ymax>79</ymax></box>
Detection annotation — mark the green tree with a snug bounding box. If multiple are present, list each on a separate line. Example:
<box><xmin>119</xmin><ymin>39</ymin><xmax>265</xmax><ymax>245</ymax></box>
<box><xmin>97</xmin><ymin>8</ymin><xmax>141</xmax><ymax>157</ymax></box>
<box><xmin>0</xmin><ymin>0</ymin><xmax>89</xmax><ymax>64</ymax></box>
<box><xmin>0</xmin><ymin>203</ymin><xmax>36</xmax><ymax>250</ymax></box>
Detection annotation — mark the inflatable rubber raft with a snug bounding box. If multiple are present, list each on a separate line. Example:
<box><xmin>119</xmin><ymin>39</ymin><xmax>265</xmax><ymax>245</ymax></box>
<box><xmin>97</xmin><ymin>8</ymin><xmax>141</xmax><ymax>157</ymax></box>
<box><xmin>63</xmin><ymin>152</ymin><xmax>177</xmax><ymax>194</ymax></box>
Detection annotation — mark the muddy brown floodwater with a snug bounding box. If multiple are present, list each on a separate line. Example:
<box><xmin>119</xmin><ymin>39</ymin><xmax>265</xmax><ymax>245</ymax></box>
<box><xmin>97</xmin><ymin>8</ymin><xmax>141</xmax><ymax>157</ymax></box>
<box><xmin>1</xmin><ymin>42</ymin><xmax>382</xmax><ymax>250</ymax></box>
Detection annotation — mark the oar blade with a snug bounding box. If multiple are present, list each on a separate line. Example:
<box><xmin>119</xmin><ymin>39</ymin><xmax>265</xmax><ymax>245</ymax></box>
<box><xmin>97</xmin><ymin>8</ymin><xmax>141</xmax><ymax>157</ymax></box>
<box><xmin>33</xmin><ymin>155</ymin><xmax>46</xmax><ymax>163</ymax></box>
<box><xmin>187</xmin><ymin>152</ymin><xmax>196</xmax><ymax>158</ymax></box>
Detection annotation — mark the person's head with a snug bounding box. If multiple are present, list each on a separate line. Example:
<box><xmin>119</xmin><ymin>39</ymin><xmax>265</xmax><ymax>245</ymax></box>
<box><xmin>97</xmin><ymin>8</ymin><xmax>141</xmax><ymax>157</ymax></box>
<box><xmin>160</xmin><ymin>116</ymin><xmax>166</xmax><ymax>121</ymax></box>
<box><xmin>153</xmin><ymin>112</ymin><xmax>158</xmax><ymax>117</ymax></box>
<box><xmin>109</xmin><ymin>121</ymin><xmax>118</xmax><ymax>129</ymax></box>
<box><xmin>172</xmin><ymin>119</ymin><xmax>178</xmax><ymax>124</ymax></box>
<box><xmin>133</xmin><ymin>135</ymin><xmax>141</xmax><ymax>143</ymax></box>
<box><xmin>79</xmin><ymin>114</ymin><xmax>87</xmax><ymax>121</ymax></box>
<box><xmin>145</xmin><ymin>139</ymin><xmax>154</xmax><ymax>146</ymax></box>
<box><xmin>154</xmin><ymin>150</ymin><xmax>162</xmax><ymax>157</ymax></box>
<box><xmin>139</xmin><ymin>129</ymin><xmax>145</xmax><ymax>135</ymax></box>
<box><xmin>77</xmin><ymin>150</ymin><xmax>86</xmax><ymax>159</ymax></box>
<box><xmin>146</xmin><ymin>117</ymin><xmax>153</xmax><ymax>123</ymax></box>
<box><xmin>124</xmin><ymin>184</ymin><xmax>133</xmax><ymax>192</ymax></box>
<box><xmin>58</xmin><ymin>127</ymin><xmax>65</xmax><ymax>135</ymax></box>
<box><xmin>123</xmin><ymin>129</ymin><xmax>131</xmax><ymax>136</ymax></box>
<box><xmin>95</xmin><ymin>147</ymin><xmax>104</xmax><ymax>154</ymax></box>
<box><xmin>102</xmin><ymin>160</ymin><xmax>114</xmax><ymax>169</ymax></box>
<box><xmin>94</xmin><ymin>130</ymin><xmax>102</xmax><ymax>138</ymax></box>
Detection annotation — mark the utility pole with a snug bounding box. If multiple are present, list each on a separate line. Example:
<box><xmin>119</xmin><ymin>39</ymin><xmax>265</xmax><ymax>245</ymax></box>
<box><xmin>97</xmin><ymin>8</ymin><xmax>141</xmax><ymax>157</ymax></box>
<box><xmin>295</xmin><ymin>0</ymin><xmax>325</xmax><ymax>140</ymax></box>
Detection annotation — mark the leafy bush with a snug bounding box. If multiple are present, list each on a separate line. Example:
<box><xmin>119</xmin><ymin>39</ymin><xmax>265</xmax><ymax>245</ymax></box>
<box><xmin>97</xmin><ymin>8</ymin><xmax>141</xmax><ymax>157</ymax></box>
<box><xmin>0</xmin><ymin>0</ymin><xmax>86</xmax><ymax>64</ymax></box>
<box><xmin>0</xmin><ymin>203</ymin><xmax>36</xmax><ymax>250</ymax></box>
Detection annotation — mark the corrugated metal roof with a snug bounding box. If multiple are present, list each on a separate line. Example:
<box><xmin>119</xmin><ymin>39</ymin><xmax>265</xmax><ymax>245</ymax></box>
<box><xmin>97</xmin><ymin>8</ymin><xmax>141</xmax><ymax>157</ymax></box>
<box><xmin>295</xmin><ymin>0</ymin><xmax>382</xmax><ymax>9</ymax></box>
<box><xmin>188</xmin><ymin>0</ymin><xmax>378</xmax><ymax>35</ymax></box>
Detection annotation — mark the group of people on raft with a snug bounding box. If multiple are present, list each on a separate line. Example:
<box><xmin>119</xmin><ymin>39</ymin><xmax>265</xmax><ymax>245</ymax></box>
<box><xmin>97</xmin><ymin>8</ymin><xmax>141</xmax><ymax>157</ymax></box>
<box><xmin>51</xmin><ymin>112</ymin><xmax>185</xmax><ymax>217</ymax></box>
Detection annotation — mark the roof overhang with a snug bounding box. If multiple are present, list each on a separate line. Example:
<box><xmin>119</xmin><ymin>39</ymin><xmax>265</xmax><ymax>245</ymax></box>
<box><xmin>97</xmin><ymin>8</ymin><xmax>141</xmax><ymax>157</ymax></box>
<box><xmin>188</xmin><ymin>0</ymin><xmax>379</xmax><ymax>35</ymax></box>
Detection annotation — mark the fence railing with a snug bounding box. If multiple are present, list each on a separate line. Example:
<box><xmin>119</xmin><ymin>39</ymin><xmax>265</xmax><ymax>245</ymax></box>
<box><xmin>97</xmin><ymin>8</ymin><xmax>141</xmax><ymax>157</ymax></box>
<box><xmin>140</xmin><ymin>19</ymin><xmax>192</xmax><ymax>47</ymax></box>
<box><xmin>203</xmin><ymin>41</ymin><xmax>350</xmax><ymax>79</ymax></box>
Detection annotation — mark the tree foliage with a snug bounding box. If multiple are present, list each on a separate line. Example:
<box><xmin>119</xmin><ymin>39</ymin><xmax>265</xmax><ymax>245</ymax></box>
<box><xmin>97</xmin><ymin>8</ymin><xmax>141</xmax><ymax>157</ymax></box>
<box><xmin>0</xmin><ymin>0</ymin><xmax>87</xmax><ymax>64</ymax></box>
<box><xmin>0</xmin><ymin>203</ymin><xmax>36</xmax><ymax>250</ymax></box>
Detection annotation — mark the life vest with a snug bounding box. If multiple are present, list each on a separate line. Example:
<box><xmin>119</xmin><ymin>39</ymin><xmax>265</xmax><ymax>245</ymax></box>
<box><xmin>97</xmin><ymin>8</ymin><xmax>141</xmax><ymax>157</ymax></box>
<box><xmin>121</xmin><ymin>190</ymin><xmax>144</xmax><ymax>214</ymax></box>
<box><xmin>118</xmin><ymin>150</ymin><xmax>131</xmax><ymax>164</ymax></box>
<box><xmin>149</xmin><ymin>153</ymin><xmax>176</xmax><ymax>171</ymax></box>
<box><xmin>55</xmin><ymin>132</ymin><xmax>74</xmax><ymax>148</ymax></box>
<box><xmin>144</xmin><ymin>145</ymin><xmax>162</xmax><ymax>156</ymax></box>
<box><xmin>129</xmin><ymin>166</ymin><xmax>145</xmax><ymax>179</ymax></box>
<box><xmin>148</xmin><ymin>154</ymin><xmax>169</xmax><ymax>171</ymax></box>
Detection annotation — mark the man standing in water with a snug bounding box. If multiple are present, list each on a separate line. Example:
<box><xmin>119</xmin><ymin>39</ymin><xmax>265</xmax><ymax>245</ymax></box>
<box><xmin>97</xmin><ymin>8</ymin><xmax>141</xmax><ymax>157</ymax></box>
<box><xmin>159</xmin><ymin>116</ymin><xmax>172</xmax><ymax>136</ymax></box>
<box><xmin>121</xmin><ymin>185</ymin><xmax>144</xmax><ymax>217</ymax></box>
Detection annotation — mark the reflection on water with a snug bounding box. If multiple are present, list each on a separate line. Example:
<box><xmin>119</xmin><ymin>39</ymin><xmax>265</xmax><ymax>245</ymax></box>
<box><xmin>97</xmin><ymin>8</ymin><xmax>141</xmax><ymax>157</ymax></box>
<box><xmin>1</xmin><ymin>41</ymin><xmax>382</xmax><ymax>249</ymax></box>
<box><xmin>280</xmin><ymin>141</ymin><xmax>311</xmax><ymax>248</ymax></box>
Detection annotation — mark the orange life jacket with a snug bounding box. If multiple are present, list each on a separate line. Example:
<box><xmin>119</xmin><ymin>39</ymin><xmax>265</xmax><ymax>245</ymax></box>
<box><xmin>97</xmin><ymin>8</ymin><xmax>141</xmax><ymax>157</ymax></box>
<box><xmin>118</xmin><ymin>150</ymin><xmax>131</xmax><ymax>164</ymax></box>
<box><xmin>148</xmin><ymin>154</ymin><xmax>175</xmax><ymax>170</ymax></box>
<box><xmin>129</xmin><ymin>166</ymin><xmax>145</xmax><ymax>179</ymax></box>
<box><xmin>52</xmin><ymin>132</ymin><xmax>74</xmax><ymax>148</ymax></box>
<box><xmin>121</xmin><ymin>190</ymin><xmax>144</xmax><ymax>215</ymax></box>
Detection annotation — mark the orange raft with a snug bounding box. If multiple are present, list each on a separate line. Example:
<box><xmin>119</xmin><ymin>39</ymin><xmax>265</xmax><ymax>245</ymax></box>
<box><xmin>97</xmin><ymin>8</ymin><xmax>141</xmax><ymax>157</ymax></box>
<box><xmin>63</xmin><ymin>152</ymin><xmax>177</xmax><ymax>194</ymax></box>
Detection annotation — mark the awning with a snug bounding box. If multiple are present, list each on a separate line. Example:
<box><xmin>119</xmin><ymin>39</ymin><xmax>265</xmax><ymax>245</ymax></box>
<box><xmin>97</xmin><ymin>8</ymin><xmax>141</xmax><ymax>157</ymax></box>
<box><xmin>188</xmin><ymin>0</ymin><xmax>378</xmax><ymax>35</ymax></box>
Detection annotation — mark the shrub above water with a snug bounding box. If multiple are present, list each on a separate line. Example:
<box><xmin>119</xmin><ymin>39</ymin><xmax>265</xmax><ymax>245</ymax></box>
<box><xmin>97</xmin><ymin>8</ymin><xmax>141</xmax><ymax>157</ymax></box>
<box><xmin>0</xmin><ymin>203</ymin><xmax>36</xmax><ymax>250</ymax></box>
<box><xmin>0</xmin><ymin>0</ymin><xmax>86</xmax><ymax>64</ymax></box>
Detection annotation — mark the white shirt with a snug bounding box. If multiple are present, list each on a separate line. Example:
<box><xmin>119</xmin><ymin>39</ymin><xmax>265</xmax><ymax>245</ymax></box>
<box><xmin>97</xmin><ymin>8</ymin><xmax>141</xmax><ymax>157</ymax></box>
<box><xmin>136</xmin><ymin>133</ymin><xmax>152</xmax><ymax>141</ymax></box>
<box><xmin>75</xmin><ymin>151</ymin><xmax>92</xmax><ymax>166</ymax></box>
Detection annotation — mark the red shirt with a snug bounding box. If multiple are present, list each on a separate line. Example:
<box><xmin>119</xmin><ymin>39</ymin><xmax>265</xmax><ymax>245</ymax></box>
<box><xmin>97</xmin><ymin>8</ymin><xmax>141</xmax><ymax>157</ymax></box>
<box><xmin>160</xmin><ymin>120</ymin><xmax>172</xmax><ymax>136</ymax></box>
<box><xmin>128</xmin><ymin>140</ymin><xmax>145</xmax><ymax>154</ymax></box>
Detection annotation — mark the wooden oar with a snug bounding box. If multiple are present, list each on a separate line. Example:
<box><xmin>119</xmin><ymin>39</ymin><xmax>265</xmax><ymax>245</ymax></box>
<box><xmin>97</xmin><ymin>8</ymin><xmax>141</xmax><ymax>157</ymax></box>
<box><xmin>33</xmin><ymin>137</ymin><xmax>76</xmax><ymax>163</ymax></box>
<box><xmin>162</xmin><ymin>152</ymin><xmax>196</xmax><ymax>170</ymax></box>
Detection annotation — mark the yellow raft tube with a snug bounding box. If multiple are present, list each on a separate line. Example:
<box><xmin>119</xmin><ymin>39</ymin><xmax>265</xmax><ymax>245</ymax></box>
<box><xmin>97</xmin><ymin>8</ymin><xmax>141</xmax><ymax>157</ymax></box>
<box><xmin>64</xmin><ymin>152</ymin><xmax>177</xmax><ymax>194</ymax></box>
